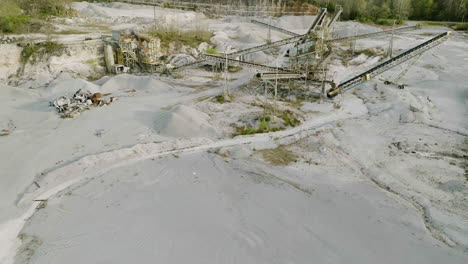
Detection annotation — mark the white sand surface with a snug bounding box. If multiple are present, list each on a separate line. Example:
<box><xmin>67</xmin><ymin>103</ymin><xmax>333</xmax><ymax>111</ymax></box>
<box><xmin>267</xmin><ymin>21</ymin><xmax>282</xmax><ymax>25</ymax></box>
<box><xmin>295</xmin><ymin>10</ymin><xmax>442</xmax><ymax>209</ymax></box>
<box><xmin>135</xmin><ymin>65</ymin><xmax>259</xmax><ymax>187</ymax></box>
<box><xmin>0</xmin><ymin>2</ymin><xmax>467</xmax><ymax>263</ymax></box>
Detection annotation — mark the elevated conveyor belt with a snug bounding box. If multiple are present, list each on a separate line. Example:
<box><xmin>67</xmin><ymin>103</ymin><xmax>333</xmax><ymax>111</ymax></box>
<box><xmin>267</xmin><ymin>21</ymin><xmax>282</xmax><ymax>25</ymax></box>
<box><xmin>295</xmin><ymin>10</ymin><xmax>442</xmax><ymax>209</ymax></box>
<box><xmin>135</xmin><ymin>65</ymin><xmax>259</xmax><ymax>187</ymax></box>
<box><xmin>200</xmin><ymin>54</ymin><xmax>293</xmax><ymax>73</ymax></box>
<box><xmin>175</xmin><ymin>24</ymin><xmax>420</xmax><ymax>71</ymax></box>
<box><xmin>256</xmin><ymin>72</ymin><xmax>305</xmax><ymax>80</ymax></box>
<box><xmin>327</xmin><ymin>7</ymin><xmax>343</xmax><ymax>28</ymax></box>
<box><xmin>300</xmin><ymin>8</ymin><xmax>327</xmax><ymax>44</ymax></box>
<box><xmin>251</xmin><ymin>20</ymin><xmax>300</xmax><ymax>37</ymax></box>
<box><xmin>327</xmin><ymin>25</ymin><xmax>420</xmax><ymax>43</ymax></box>
<box><xmin>174</xmin><ymin>35</ymin><xmax>304</xmax><ymax>71</ymax></box>
<box><xmin>327</xmin><ymin>31</ymin><xmax>451</xmax><ymax>98</ymax></box>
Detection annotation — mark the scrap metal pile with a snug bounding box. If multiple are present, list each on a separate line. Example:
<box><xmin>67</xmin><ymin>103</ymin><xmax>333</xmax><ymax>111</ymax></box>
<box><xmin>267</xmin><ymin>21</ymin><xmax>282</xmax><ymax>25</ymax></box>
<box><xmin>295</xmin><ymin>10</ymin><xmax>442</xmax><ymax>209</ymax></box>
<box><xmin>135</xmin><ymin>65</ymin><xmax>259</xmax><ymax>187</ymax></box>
<box><xmin>50</xmin><ymin>89</ymin><xmax>116</xmax><ymax>118</ymax></box>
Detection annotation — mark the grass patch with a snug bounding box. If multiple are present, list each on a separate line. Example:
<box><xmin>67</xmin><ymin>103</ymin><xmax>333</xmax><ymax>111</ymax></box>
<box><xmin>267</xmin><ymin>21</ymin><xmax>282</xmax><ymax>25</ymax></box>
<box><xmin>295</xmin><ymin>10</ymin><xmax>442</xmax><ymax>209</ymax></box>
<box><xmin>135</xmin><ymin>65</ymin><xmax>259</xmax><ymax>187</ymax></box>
<box><xmin>147</xmin><ymin>28</ymin><xmax>213</xmax><ymax>48</ymax></box>
<box><xmin>55</xmin><ymin>29</ymin><xmax>88</xmax><ymax>35</ymax></box>
<box><xmin>451</xmin><ymin>23</ymin><xmax>468</xmax><ymax>31</ymax></box>
<box><xmin>0</xmin><ymin>14</ymin><xmax>30</xmax><ymax>33</ymax></box>
<box><xmin>233</xmin><ymin>116</ymin><xmax>284</xmax><ymax>136</ymax></box>
<box><xmin>357</xmin><ymin>17</ymin><xmax>404</xmax><ymax>27</ymax></box>
<box><xmin>258</xmin><ymin>146</ymin><xmax>298</xmax><ymax>166</ymax></box>
<box><xmin>418</xmin><ymin>22</ymin><xmax>468</xmax><ymax>31</ymax></box>
<box><xmin>279</xmin><ymin>110</ymin><xmax>301</xmax><ymax>127</ymax></box>
<box><xmin>205</xmin><ymin>48</ymin><xmax>218</xmax><ymax>54</ymax></box>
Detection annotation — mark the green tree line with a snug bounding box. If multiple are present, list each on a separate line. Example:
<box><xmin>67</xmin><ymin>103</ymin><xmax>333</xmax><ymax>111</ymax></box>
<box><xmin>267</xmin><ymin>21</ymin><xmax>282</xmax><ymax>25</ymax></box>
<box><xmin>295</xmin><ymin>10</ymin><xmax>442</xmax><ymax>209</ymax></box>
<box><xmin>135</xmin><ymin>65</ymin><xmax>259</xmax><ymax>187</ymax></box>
<box><xmin>306</xmin><ymin>0</ymin><xmax>467</xmax><ymax>22</ymax></box>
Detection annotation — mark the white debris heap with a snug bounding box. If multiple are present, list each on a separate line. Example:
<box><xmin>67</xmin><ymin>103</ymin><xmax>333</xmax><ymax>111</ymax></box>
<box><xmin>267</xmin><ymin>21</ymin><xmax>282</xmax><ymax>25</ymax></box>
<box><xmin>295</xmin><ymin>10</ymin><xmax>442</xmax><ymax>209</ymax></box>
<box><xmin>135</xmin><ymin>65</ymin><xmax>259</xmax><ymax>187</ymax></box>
<box><xmin>50</xmin><ymin>89</ymin><xmax>116</xmax><ymax>118</ymax></box>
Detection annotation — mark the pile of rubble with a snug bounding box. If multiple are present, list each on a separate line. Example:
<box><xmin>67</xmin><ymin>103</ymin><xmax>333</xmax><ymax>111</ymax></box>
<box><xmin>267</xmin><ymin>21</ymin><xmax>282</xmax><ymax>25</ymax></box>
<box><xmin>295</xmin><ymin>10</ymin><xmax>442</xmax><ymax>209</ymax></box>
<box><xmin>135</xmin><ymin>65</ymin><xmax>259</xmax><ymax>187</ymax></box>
<box><xmin>50</xmin><ymin>89</ymin><xmax>116</xmax><ymax>118</ymax></box>
<box><xmin>0</xmin><ymin>36</ymin><xmax>25</xmax><ymax>44</ymax></box>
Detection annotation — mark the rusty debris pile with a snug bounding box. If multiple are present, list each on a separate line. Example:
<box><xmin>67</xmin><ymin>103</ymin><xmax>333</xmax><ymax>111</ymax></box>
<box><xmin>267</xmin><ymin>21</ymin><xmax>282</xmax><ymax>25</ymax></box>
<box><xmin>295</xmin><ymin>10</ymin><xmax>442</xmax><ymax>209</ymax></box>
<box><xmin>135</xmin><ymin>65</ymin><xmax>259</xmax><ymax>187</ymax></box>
<box><xmin>50</xmin><ymin>89</ymin><xmax>116</xmax><ymax>118</ymax></box>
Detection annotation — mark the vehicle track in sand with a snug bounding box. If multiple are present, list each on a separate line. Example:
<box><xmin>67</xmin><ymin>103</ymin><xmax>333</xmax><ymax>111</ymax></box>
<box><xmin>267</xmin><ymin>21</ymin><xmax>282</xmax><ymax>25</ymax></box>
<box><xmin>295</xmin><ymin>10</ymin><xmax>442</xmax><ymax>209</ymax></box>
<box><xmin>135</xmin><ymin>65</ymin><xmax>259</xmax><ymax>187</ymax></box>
<box><xmin>325</xmin><ymin>141</ymin><xmax>458</xmax><ymax>248</ymax></box>
<box><xmin>0</xmin><ymin>95</ymin><xmax>368</xmax><ymax>264</ymax></box>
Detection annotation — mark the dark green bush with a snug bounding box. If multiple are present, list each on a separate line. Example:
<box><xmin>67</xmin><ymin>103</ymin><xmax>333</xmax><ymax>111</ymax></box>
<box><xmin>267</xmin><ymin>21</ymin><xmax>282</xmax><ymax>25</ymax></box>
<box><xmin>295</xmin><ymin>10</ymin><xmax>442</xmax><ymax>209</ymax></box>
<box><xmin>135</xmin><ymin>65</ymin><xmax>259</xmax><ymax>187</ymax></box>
<box><xmin>0</xmin><ymin>14</ymin><xmax>30</xmax><ymax>33</ymax></box>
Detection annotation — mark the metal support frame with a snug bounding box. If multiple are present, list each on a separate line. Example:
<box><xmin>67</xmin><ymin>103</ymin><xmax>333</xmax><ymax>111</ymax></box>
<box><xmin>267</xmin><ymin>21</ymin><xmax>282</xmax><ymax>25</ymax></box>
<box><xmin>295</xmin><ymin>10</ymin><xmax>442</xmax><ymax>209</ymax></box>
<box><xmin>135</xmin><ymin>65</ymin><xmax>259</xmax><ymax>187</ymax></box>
<box><xmin>327</xmin><ymin>32</ymin><xmax>451</xmax><ymax>98</ymax></box>
<box><xmin>251</xmin><ymin>19</ymin><xmax>300</xmax><ymax>37</ymax></box>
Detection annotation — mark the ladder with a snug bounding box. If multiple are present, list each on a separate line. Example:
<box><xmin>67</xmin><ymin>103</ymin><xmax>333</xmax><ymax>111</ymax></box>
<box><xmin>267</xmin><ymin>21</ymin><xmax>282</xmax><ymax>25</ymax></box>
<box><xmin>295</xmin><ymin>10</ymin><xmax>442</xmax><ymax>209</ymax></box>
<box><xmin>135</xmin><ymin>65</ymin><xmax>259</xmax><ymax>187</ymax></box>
<box><xmin>327</xmin><ymin>31</ymin><xmax>451</xmax><ymax>98</ymax></box>
<box><xmin>251</xmin><ymin>20</ymin><xmax>300</xmax><ymax>37</ymax></box>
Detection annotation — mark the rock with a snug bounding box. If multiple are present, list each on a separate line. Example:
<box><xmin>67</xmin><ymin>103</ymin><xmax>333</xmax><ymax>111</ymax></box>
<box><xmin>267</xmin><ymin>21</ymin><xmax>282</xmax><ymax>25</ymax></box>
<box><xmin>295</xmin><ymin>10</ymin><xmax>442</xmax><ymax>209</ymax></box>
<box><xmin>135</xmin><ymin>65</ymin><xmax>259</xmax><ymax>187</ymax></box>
<box><xmin>167</xmin><ymin>54</ymin><xmax>196</xmax><ymax>67</ymax></box>
<box><xmin>198</xmin><ymin>42</ymin><xmax>209</xmax><ymax>53</ymax></box>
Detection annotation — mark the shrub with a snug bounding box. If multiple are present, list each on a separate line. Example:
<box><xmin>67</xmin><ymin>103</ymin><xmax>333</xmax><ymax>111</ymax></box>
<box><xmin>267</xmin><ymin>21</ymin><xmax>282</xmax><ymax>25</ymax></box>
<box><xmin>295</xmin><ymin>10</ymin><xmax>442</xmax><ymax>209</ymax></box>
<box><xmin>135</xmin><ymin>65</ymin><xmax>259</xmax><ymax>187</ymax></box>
<box><xmin>21</xmin><ymin>41</ymin><xmax>64</xmax><ymax>64</ymax></box>
<box><xmin>17</xmin><ymin>0</ymin><xmax>73</xmax><ymax>18</ymax></box>
<box><xmin>215</xmin><ymin>95</ymin><xmax>225</xmax><ymax>104</ymax></box>
<box><xmin>280</xmin><ymin>110</ymin><xmax>300</xmax><ymax>127</ymax></box>
<box><xmin>0</xmin><ymin>14</ymin><xmax>30</xmax><ymax>33</ymax></box>
<box><xmin>0</xmin><ymin>1</ymin><xmax>30</xmax><ymax>33</ymax></box>
<box><xmin>451</xmin><ymin>23</ymin><xmax>468</xmax><ymax>31</ymax></box>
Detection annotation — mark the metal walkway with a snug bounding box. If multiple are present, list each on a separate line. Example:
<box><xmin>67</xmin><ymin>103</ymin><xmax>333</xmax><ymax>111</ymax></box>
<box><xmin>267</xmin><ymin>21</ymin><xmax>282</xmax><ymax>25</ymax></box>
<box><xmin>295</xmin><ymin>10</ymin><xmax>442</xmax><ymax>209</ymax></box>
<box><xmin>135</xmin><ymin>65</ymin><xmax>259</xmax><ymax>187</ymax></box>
<box><xmin>327</xmin><ymin>31</ymin><xmax>451</xmax><ymax>98</ymax></box>
<box><xmin>251</xmin><ymin>20</ymin><xmax>300</xmax><ymax>37</ymax></box>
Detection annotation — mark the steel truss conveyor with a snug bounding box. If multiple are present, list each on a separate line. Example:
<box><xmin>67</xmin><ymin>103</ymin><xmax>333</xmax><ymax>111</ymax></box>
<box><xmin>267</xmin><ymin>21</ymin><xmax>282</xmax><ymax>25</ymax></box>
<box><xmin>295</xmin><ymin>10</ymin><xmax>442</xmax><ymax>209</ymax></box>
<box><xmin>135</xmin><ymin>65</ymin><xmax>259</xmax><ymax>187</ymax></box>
<box><xmin>327</xmin><ymin>31</ymin><xmax>451</xmax><ymax>98</ymax></box>
<box><xmin>250</xmin><ymin>20</ymin><xmax>300</xmax><ymax>36</ymax></box>
<box><xmin>327</xmin><ymin>25</ymin><xmax>420</xmax><ymax>43</ymax></box>
<box><xmin>200</xmin><ymin>54</ymin><xmax>293</xmax><ymax>73</ymax></box>
<box><xmin>175</xmin><ymin>22</ymin><xmax>420</xmax><ymax>72</ymax></box>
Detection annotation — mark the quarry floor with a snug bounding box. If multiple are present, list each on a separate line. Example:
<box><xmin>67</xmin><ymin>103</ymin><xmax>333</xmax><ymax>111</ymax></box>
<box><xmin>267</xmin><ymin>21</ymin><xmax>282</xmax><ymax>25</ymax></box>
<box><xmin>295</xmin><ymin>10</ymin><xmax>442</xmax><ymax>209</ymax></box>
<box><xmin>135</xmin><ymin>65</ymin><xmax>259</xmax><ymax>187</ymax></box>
<box><xmin>0</xmin><ymin>2</ymin><xmax>467</xmax><ymax>264</ymax></box>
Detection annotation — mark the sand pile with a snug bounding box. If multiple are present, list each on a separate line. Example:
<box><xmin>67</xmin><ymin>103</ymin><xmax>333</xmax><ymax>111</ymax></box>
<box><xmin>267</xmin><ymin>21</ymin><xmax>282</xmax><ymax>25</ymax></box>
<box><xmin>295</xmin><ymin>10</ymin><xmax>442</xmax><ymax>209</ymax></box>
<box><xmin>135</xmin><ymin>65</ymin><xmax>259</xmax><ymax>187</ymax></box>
<box><xmin>45</xmin><ymin>78</ymin><xmax>100</xmax><ymax>96</ymax></box>
<box><xmin>154</xmin><ymin>105</ymin><xmax>218</xmax><ymax>139</ymax></box>
<box><xmin>100</xmin><ymin>74</ymin><xmax>176</xmax><ymax>93</ymax></box>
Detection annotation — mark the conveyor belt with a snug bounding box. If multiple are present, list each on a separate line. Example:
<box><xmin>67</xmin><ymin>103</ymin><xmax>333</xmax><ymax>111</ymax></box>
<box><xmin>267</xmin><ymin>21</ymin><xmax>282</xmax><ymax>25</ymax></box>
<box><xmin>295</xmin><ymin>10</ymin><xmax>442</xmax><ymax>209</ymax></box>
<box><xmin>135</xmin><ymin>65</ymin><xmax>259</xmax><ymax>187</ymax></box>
<box><xmin>300</xmin><ymin>8</ymin><xmax>327</xmax><ymax>44</ymax></box>
<box><xmin>327</xmin><ymin>25</ymin><xmax>420</xmax><ymax>43</ymax></box>
<box><xmin>251</xmin><ymin>20</ymin><xmax>300</xmax><ymax>37</ymax></box>
<box><xmin>327</xmin><ymin>7</ymin><xmax>343</xmax><ymax>28</ymax></box>
<box><xmin>172</xmin><ymin>59</ymin><xmax>207</xmax><ymax>70</ymax></box>
<box><xmin>327</xmin><ymin>31</ymin><xmax>451</xmax><ymax>98</ymax></box>
<box><xmin>175</xmin><ymin>22</ymin><xmax>419</xmax><ymax>71</ymax></box>
<box><xmin>256</xmin><ymin>72</ymin><xmax>305</xmax><ymax>80</ymax></box>
<box><xmin>200</xmin><ymin>54</ymin><xmax>293</xmax><ymax>73</ymax></box>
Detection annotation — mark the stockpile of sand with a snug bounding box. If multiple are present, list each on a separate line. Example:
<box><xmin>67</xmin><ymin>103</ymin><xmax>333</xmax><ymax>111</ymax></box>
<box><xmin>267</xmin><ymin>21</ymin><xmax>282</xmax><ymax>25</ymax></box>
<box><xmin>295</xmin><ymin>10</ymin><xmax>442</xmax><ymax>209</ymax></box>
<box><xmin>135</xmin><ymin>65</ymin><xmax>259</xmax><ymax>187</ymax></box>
<box><xmin>44</xmin><ymin>78</ymin><xmax>100</xmax><ymax>96</ymax></box>
<box><xmin>100</xmin><ymin>74</ymin><xmax>177</xmax><ymax>93</ymax></box>
<box><xmin>154</xmin><ymin>105</ymin><xmax>218</xmax><ymax>139</ymax></box>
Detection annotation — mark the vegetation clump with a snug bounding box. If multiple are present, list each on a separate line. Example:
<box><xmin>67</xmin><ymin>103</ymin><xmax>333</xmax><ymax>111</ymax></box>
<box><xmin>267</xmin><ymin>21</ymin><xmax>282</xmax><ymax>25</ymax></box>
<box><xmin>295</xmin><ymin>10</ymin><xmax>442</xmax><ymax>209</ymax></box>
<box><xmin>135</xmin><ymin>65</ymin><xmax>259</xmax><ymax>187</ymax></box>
<box><xmin>279</xmin><ymin>110</ymin><xmax>301</xmax><ymax>127</ymax></box>
<box><xmin>258</xmin><ymin>146</ymin><xmax>298</xmax><ymax>166</ymax></box>
<box><xmin>148</xmin><ymin>28</ymin><xmax>213</xmax><ymax>48</ymax></box>
<box><xmin>310</xmin><ymin>0</ymin><xmax>467</xmax><ymax>23</ymax></box>
<box><xmin>354</xmin><ymin>48</ymin><xmax>379</xmax><ymax>57</ymax></box>
<box><xmin>0</xmin><ymin>0</ymin><xmax>74</xmax><ymax>34</ymax></box>
<box><xmin>0</xmin><ymin>1</ymin><xmax>29</xmax><ymax>33</ymax></box>
<box><xmin>233</xmin><ymin>116</ymin><xmax>285</xmax><ymax>136</ymax></box>
<box><xmin>21</xmin><ymin>41</ymin><xmax>64</xmax><ymax>64</ymax></box>
<box><xmin>205</xmin><ymin>48</ymin><xmax>218</xmax><ymax>54</ymax></box>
